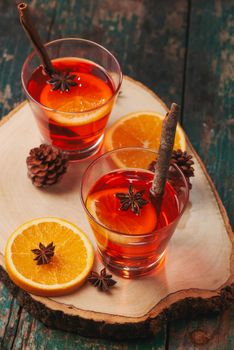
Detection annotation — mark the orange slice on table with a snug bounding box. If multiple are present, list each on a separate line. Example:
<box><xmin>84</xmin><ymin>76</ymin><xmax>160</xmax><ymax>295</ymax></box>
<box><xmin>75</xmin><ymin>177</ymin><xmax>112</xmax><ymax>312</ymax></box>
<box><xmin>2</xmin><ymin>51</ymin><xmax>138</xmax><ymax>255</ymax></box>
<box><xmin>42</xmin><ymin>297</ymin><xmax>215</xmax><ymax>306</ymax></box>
<box><xmin>5</xmin><ymin>217</ymin><xmax>94</xmax><ymax>297</ymax></box>
<box><xmin>104</xmin><ymin>111</ymin><xmax>186</xmax><ymax>168</ymax></box>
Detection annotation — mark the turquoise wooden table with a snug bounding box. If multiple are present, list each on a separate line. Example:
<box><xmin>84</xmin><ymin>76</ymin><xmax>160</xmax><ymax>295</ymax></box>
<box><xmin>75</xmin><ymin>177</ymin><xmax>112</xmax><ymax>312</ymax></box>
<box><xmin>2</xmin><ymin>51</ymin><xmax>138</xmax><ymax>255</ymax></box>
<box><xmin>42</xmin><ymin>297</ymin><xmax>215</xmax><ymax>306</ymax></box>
<box><xmin>0</xmin><ymin>1</ymin><xmax>233</xmax><ymax>349</ymax></box>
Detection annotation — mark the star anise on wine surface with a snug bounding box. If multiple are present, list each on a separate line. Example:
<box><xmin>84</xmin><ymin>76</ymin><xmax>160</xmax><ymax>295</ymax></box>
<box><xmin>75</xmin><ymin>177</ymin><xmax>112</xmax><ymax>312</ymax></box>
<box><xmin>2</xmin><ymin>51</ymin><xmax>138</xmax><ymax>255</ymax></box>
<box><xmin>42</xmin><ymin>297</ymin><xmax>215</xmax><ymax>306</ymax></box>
<box><xmin>47</xmin><ymin>71</ymin><xmax>78</xmax><ymax>92</ymax></box>
<box><xmin>116</xmin><ymin>184</ymin><xmax>148</xmax><ymax>216</ymax></box>
<box><xmin>31</xmin><ymin>242</ymin><xmax>55</xmax><ymax>265</ymax></box>
<box><xmin>87</xmin><ymin>268</ymin><xmax>117</xmax><ymax>292</ymax></box>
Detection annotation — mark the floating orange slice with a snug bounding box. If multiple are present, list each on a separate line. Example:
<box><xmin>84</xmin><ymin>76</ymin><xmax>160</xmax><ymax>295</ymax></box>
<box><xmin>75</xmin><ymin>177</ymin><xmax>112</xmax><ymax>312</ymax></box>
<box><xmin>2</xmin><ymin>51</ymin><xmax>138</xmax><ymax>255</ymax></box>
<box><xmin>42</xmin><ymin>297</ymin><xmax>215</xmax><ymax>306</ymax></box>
<box><xmin>40</xmin><ymin>72</ymin><xmax>113</xmax><ymax>126</ymax></box>
<box><xmin>5</xmin><ymin>218</ymin><xmax>94</xmax><ymax>296</ymax></box>
<box><xmin>86</xmin><ymin>188</ymin><xmax>157</xmax><ymax>235</ymax></box>
<box><xmin>40</xmin><ymin>72</ymin><xmax>113</xmax><ymax>112</ymax></box>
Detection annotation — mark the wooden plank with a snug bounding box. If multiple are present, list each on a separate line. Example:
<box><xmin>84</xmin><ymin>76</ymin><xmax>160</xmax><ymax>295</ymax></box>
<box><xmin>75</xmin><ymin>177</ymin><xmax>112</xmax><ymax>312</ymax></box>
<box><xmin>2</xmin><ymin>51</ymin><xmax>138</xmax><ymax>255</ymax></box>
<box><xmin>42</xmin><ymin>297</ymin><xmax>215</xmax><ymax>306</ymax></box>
<box><xmin>167</xmin><ymin>0</ymin><xmax>234</xmax><ymax>347</ymax></box>
<box><xmin>8</xmin><ymin>308</ymin><xmax>167</xmax><ymax>350</ymax></box>
<box><xmin>0</xmin><ymin>283</ymin><xmax>21</xmax><ymax>350</ymax></box>
<box><xmin>0</xmin><ymin>281</ymin><xmax>164</xmax><ymax>349</ymax></box>
<box><xmin>3</xmin><ymin>0</ymin><xmax>233</xmax><ymax>348</ymax></box>
<box><xmin>0</xmin><ymin>0</ymin><xmax>56</xmax><ymax>119</ymax></box>
<box><xmin>182</xmin><ymin>0</ymin><xmax>234</xmax><ymax>227</ymax></box>
<box><xmin>0</xmin><ymin>0</ymin><xmax>188</xmax><ymax>120</ymax></box>
<box><xmin>0</xmin><ymin>0</ymin><xmax>55</xmax><ymax>119</ymax></box>
<box><xmin>49</xmin><ymin>0</ymin><xmax>188</xmax><ymax>109</ymax></box>
<box><xmin>168</xmin><ymin>308</ymin><xmax>234</xmax><ymax>349</ymax></box>
<box><xmin>0</xmin><ymin>79</ymin><xmax>233</xmax><ymax>341</ymax></box>
<box><xmin>0</xmin><ymin>1</ymin><xmax>188</xmax><ymax>344</ymax></box>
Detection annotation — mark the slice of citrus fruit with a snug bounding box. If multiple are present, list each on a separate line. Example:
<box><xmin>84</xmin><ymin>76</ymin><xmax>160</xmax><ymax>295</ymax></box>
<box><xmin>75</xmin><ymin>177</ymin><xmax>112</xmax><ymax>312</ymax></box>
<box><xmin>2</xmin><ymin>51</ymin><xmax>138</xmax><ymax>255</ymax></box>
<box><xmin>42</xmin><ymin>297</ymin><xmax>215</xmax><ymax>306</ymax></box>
<box><xmin>104</xmin><ymin>111</ymin><xmax>186</xmax><ymax>167</ymax></box>
<box><xmin>86</xmin><ymin>188</ymin><xmax>157</xmax><ymax>235</ymax></box>
<box><xmin>40</xmin><ymin>72</ymin><xmax>113</xmax><ymax>126</ymax></box>
<box><xmin>5</xmin><ymin>217</ymin><xmax>94</xmax><ymax>297</ymax></box>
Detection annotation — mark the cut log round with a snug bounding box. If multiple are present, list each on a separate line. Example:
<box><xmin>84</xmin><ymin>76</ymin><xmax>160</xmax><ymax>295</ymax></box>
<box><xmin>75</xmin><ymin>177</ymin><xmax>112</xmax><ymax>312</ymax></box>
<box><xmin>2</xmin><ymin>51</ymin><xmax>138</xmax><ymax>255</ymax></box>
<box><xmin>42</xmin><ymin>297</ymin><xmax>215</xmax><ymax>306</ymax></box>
<box><xmin>0</xmin><ymin>77</ymin><xmax>233</xmax><ymax>340</ymax></box>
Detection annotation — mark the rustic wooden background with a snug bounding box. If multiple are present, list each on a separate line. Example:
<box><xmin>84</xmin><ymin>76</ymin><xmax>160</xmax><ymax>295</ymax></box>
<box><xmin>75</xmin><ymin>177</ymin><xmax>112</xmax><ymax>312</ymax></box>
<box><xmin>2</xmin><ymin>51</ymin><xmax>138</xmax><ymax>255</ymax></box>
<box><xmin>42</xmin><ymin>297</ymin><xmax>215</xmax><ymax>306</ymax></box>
<box><xmin>0</xmin><ymin>0</ymin><xmax>233</xmax><ymax>349</ymax></box>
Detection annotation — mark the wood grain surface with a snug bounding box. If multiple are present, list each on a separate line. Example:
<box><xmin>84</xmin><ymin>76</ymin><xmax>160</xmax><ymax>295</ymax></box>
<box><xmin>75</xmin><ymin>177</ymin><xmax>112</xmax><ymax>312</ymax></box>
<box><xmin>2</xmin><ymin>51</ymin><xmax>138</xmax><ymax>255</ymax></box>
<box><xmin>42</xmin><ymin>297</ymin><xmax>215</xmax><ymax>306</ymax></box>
<box><xmin>0</xmin><ymin>0</ymin><xmax>233</xmax><ymax>349</ymax></box>
<box><xmin>0</xmin><ymin>79</ymin><xmax>233</xmax><ymax>341</ymax></box>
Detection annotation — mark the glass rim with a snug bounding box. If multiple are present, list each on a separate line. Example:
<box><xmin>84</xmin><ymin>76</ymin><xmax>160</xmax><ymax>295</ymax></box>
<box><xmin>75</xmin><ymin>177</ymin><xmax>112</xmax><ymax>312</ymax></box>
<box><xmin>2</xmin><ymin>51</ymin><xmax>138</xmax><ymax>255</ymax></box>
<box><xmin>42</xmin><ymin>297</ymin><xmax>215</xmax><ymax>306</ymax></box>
<box><xmin>81</xmin><ymin>147</ymin><xmax>190</xmax><ymax>238</ymax></box>
<box><xmin>21</xmin><ymin>37</ymin><xmax>123</xmax><ymax>115</ymax></box>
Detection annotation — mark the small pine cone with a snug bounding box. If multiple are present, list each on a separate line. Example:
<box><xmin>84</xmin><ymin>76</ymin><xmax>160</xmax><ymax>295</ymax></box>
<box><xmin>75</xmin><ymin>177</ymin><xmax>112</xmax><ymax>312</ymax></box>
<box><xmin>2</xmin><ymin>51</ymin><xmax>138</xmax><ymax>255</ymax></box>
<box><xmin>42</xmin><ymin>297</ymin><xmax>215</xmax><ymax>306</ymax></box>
<box><xmin>170</xmin><ymin>149</ymin><xmax>195</xmax><ymax>178</ymax></box>
<box><xmin>26</xmin><ymin>144</ymin><xmax>68</xmax><ymax>187</ymax></box>
<box><xmin>148</xmin><ymin>149</ymin><xmax>195</xmax><ymax>189</ymax></box>
<box><xmin>170</xmin><ymin>149</ymin><xmax>195</xmax><ymax>189</ymax></box>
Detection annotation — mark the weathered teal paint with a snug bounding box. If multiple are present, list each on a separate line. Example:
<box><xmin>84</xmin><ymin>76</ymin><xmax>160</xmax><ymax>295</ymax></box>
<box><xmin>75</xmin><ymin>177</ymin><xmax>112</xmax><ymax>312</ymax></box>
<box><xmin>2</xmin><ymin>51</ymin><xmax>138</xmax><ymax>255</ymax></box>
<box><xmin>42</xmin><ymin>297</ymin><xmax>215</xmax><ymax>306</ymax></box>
<box><xmin>0</xmin><ymin>284</ymin><xmax>166</xmax><ymax>349</ymax></box>
<box><xmin>183</xmin><ymin>0</ymin><xmax>234</xmax><ymax>228</ymax></box>
<box><xmin>169</xmin><ymin>308</ymin><xmax>234</xmax><ymax>349</ymax></box>
<box><xmin>0</xmin><ymin>0</ymin><xmax>233</xmax><ymax>348</ymax></box>
<box><xmin>0</xmin><ymin>285</ymin><xmax>21</xmax><ymax>349</ymax></box>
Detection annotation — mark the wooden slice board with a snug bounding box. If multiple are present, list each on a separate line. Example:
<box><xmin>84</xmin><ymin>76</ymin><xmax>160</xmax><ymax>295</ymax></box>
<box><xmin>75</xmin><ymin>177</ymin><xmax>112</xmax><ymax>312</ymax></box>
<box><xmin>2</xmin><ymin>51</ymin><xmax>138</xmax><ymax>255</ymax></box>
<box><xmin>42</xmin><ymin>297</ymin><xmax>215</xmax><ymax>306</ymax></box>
<box><xmin>0</xmin><ymin>77</ymin><xmax>233</xmax><ymax>340</ymax></box>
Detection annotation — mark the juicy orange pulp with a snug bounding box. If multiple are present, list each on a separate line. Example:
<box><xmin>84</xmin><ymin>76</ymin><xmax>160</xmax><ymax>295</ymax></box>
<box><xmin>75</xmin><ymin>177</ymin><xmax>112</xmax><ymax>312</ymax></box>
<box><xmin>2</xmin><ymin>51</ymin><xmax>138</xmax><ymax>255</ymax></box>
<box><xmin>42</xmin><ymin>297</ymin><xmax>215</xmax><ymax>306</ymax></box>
<box><xmin>104</xmin><ymin>112</ymin><xmax>186</xmax><ymax>169</ymax></box>
<box><xmin>86</xmin><ymin>188</ymin><xmax>158</xmax><ymax>235</ymax></box>
<box><xmin>5</xmin><ymin>218</ymin><xmax>94</xmax><ymax>296</ymax></box>
<box><xmin>11</xmin><ymin>222</ymin><xmax>88</xmax><ymax>284</ymax></box>
<box><xmin>40</xmin><ymin>72</ymin><xmax>113</xmax><ymax>113</ymax></box>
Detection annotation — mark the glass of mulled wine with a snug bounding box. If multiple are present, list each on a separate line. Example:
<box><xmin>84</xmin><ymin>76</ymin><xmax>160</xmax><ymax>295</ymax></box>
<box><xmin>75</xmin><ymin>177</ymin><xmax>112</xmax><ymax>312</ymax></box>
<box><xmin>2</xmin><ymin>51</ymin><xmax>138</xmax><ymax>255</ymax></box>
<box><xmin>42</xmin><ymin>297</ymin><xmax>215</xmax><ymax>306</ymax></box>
<box><xmin>81</xmin><ymin>147</ymin><xmax>189</xmax><ymax>278</ymax></box>
<box><xmin>21</xmin><ymin>38</ymin><xmax>122</xmax><ymax>160</ymax></box>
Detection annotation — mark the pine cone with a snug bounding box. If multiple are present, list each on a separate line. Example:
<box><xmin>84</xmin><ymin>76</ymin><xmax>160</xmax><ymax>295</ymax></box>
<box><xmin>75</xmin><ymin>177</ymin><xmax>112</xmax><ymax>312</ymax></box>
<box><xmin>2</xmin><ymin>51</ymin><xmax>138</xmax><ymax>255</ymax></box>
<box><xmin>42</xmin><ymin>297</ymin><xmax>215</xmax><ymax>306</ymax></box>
<box><xmin>26</xmin><ymin>144</ymin><xmax>68</xmax><ymax>187</ymax></box>
<box><xmin>170</xmin><ymin>150</ymin><xmax>194</xmax><ymax>189</ymax></box>
<box><xmin>148</xmin><ymin>149</ymin><xmax>195</xmax><ymax>189</ymax></box>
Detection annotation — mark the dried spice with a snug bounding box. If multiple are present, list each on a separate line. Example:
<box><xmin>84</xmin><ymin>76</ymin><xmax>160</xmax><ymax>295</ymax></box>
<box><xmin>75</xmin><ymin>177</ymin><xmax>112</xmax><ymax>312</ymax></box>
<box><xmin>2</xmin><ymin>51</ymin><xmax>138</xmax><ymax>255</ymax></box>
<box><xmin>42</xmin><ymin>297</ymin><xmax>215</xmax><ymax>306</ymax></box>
<box><xmin>47</xmin><ymin>72</ymin><xmax>78</xmax><ymax>92</ymax></box>
<box><xmin>150</xmin><ymin>104</ymin><xmax>179</xmax><ymax>194</ymax></box>
<box><xmin>87</xmin><ymin>268</ymin><xmax>117</xmax><ymax>292</ymax></box>
<box><xmin>18</xmin><ymin>3</ymin><xmax>77</xmax><ymax>93</ymax></box>
<box><xmin>116</xmin><ymin>184</ymin><xmax>148</xmax><ymax>216</ymax></box>
<box><xmin>32</xmin><ymin>242</ymin><xmax>55</xmax><ymax>265</ymax></box>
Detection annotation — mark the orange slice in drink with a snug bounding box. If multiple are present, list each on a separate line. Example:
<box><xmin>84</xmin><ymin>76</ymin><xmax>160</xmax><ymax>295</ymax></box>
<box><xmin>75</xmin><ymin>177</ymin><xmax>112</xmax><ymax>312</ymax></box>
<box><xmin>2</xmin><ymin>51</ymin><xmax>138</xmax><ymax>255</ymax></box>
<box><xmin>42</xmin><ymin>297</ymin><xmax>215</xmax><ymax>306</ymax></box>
<box><xmin>104</xmin><ymin>111</ymin><xmax>186</xmax><ymax>167</ymax></box>
<box><xmin>86</xmin><ymin>188</ymin><xmax>157</xmax><ymax>235</ymax></box>
<box><xmin>5</xmin><ymin>218</ymin><xmax>94</xmax><ymax>296</ymax></box>
<box><xmin>40</xmin><ymin>72</ymin><xmax>113</xmax><ymax>125</ymax></box>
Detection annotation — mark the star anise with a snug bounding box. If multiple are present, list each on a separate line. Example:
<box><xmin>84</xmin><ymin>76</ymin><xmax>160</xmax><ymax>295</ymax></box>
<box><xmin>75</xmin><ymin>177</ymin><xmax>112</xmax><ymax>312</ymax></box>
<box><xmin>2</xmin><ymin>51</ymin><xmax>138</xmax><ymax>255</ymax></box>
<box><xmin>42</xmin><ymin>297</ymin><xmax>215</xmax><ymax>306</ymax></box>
<box><xmin>87</xmin><ymin>268</ymin><xmax>117</xmax><ymax>292</ymax></box>
<box><xmin>31</xmin><ymin>242</ymin><xmax>55</xmax><ymax>265</ymax></box>
<box><xmin>116</xmin><ymin>184</ymin><xmax>148</xmax><ymax>216</ymax></box>
<box><xmin>47</xmin><ymin>71</ymin><xmax>78</xmax><ymax>92</ymax></box>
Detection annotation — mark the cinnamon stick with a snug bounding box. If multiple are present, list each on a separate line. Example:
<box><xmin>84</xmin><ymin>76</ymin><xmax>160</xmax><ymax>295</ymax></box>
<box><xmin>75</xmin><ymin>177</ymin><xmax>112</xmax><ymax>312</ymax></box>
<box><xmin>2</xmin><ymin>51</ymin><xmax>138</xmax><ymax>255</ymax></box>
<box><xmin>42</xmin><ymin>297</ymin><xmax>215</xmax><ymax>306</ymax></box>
<box><xmin>17</xmin><ymin>3</ymin><xmax>56</xmax><ymax>76</ymax></box>
<box><xmin>150</xmin><ymin>103</ymin><xmax>180</xmax><ymax>214</ymax></box>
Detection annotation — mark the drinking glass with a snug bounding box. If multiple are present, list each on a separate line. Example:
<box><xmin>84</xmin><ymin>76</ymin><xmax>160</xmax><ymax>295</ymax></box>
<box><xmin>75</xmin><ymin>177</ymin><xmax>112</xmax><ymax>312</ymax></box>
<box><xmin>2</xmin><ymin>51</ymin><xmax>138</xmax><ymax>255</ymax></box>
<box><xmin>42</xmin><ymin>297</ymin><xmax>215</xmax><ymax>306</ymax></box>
<box><xmin>21</xmin><ymin>38</ymin><xmax>122</xmax><ymax>160</ymax></box>
<box><xmin>81</xmin><ymin>147</ymin><xmax>189</xmax><ymax>278</ymax></box>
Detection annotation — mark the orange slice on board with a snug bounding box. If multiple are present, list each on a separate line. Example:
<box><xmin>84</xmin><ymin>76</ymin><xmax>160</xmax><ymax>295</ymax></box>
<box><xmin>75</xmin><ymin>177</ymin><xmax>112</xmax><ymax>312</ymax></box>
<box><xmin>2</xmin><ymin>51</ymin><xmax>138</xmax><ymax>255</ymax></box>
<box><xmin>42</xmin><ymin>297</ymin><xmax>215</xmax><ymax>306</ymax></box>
<box><xmin>104</xmin><ymin>111</ymin><xmax>186</xmax><ymax>167</ymax></box>
<box><xmin>5</xmin><ymin>218</ymin><xmax>94</xmax><ymax>297</ymax></box>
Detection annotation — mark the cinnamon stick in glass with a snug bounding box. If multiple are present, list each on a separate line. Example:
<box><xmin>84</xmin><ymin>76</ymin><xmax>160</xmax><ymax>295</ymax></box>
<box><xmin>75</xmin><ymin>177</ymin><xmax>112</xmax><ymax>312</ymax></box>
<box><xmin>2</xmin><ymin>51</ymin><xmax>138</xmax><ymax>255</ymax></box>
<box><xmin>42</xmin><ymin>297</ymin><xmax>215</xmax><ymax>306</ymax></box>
<box><xmin>150</xmin><ymin>103</ymin><xmax>180</xmax><ymax>215</ymax></box>
<box><xmin>17</xmin><ymin>2</ymin><xmax>55</xmax><ymax>76</ymax></box>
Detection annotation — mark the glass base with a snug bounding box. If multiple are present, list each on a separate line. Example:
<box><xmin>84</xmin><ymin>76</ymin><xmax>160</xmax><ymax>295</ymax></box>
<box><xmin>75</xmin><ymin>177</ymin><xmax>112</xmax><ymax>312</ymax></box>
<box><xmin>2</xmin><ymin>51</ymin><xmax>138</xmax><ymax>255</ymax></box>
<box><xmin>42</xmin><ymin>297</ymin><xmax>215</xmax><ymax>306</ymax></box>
<box><xmin>45</xmin><ymin>135</ymin><xmax>104</xmax><ymax>162</ymax></box>
<box><xmin>63</xmin><ymin>135</ymin><xmax>104</xmax><ymax>161</ymax></box>
<box><xmin>98</xmin><ymin>249</ymin><xmax>166</xmax><ymax>278</ymax></box>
